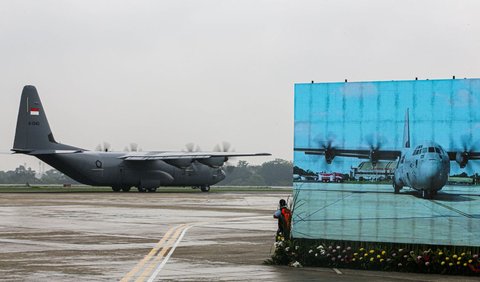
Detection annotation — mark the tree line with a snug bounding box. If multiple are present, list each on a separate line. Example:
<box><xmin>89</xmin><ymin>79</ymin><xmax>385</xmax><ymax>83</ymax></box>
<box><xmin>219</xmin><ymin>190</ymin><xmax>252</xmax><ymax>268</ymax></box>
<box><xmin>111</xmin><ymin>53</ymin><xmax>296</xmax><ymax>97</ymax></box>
<box><xmin>219</xmin><ymin>159</ymin><xmax>293</xmax><ymax>186</ymax></box>
<box><xmin>0</xmin><ymin>159</ymin><xmax>293</xmax><ymax>186</ymax></box>
<box><xmin>0</xmin><ymin>165</ymin><xmax>75</xmax><ymax>185</ymax></box>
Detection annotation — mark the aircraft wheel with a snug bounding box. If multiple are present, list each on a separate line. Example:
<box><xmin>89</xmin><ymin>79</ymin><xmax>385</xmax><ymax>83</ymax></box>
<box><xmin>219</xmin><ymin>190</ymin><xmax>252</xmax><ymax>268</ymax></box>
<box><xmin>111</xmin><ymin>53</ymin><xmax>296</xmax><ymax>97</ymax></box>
<box><xmin>393</xmin><ymin>181</ymin><xmax>401</xmax><ymax>194</ymax></box>
<box><xmin>200</xmin><ymin>185</ymin><xmax>210</xmax><ymax>192</ymax></box>
<box><xmin>112</xmin><ymin>186</ymin><xmax>121</xmax><ymax>192</ymax></box>
<box><xmin>147</xmin><ymin>188</ymin><xmax>157</xmax><ymax>193</ymax></box>
<box><xmin>121</xmin><ymin>187</ymin><xmax>131</xmax><ymax>192</ymax></box>
<box><xmin>422</xmin><ymin>190</ymin><xmax>433</xmax><ymax>199</ymax></box>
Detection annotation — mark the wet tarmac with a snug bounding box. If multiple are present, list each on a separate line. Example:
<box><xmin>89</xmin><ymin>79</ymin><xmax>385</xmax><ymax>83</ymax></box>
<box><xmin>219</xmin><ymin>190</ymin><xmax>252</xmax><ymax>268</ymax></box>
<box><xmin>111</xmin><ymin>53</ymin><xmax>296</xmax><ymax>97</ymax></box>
<box><xmin>293</xmin><ymin>183</ymin><xmax>480</xmax><ymax>246</ymax></box>
<box><xmin>0</xmin><ymin>190</ymin><xmax>478</xmax><ymax>281</ymax></box>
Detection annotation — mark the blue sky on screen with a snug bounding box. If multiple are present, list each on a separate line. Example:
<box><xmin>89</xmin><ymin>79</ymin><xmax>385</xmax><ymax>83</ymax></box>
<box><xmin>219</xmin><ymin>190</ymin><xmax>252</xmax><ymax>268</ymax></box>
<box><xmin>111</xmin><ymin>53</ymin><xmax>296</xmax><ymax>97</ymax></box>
<box><xmin>294</xmin><ymin>79</ymin><xmax>480</xmax><ymax>174</ymax></box>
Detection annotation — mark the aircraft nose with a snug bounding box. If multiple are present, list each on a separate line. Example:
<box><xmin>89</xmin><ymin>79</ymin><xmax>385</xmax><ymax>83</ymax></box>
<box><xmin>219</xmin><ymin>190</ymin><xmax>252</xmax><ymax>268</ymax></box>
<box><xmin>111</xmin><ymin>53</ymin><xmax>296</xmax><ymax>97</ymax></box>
<box><xmin>217</xmin><ymin>169</ymin><xmax>226</xmax><ymax>181</ymax></box>
<box><xmin>422</xmin><ymin>160</ymin><xmax>442</xmax><ymax>182</ymax></box>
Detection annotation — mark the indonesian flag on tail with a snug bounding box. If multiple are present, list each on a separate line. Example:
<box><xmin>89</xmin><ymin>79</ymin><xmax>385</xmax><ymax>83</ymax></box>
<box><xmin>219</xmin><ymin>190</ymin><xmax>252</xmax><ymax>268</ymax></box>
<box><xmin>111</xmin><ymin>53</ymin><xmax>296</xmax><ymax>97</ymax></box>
<box><xmin>30</xmin><ymin>107</ymin><xmax>40</xmax><ymax>116</ymax></box>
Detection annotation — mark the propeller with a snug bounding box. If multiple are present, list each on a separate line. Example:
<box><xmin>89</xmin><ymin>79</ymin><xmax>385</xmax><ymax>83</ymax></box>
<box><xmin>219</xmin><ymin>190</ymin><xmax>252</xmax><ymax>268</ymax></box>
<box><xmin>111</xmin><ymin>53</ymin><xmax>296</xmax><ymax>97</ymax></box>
<box><xmin>456</xmin><ymin>134</ymin><xmax>480</xmax><ymax>174</ymax></box>
<box><xmin>213</xmin><ymin>141</ymin><xmax>233</xmax><ymax>153</ymax></box>
<box><xmin>213</xmin><ymin>141</ymin><xmax>235</xmax><ymax>167</ymax></box>
<box><xmin>184</xmin><ymin>142</ymin><xmax>201</xmax><ymax>152</ymax></box>
<box><xmin>196</xmin><ymin>142</ymin><xmax>233</xmax><ymax>168</ymax></box>
<box><xmin>124</xmin><ymin>143</ymin><xmax>140</xmax><ymax>152</ymax></box>
<box><xmin>130</xmin><ymin>143</ymin><xmax>138</xmax><ymax>152</ymax></box>
<box><xmin>364</xmin><ymin>133</ymin><xmax>387</xmax><ymax>166</ymax></box>
<box><xmin>96</xmin><ymin>142</ymin><xmax>111</xmax><ymax>152</ymax></box>
<box><xmin>365</xmin><ymin>133</ymin><xmax>385</xmax><ymax>150</ymax></box>
<box><xmin>314</xmin><ymin>133</ymin><xmax>336</xmax><ymax>164</ymax></box>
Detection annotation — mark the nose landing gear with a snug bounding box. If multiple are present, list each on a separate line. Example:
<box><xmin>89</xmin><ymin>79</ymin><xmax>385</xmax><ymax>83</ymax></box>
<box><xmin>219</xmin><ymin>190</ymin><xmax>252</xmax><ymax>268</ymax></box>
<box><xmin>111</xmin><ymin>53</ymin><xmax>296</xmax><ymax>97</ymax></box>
<box><xmin>421</xmin><ymin>189</ymin><xmax>435</xmax><ymax>199</ymax></box>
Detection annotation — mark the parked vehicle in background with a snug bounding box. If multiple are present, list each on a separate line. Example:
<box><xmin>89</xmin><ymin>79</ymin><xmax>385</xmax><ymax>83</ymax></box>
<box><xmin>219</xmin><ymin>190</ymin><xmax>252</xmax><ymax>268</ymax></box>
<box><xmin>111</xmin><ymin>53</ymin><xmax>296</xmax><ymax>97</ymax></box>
<box><xmin>319</xmin><ymin>172</ymin><xmax>343</xmax><ymax>183</ymax></box>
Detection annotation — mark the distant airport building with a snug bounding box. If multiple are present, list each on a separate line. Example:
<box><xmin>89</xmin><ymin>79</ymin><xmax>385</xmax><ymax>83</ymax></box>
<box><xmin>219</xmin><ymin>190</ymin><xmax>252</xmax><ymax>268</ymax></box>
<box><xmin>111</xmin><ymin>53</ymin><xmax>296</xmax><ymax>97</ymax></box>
<box><xmin>350</xmin><ymin>161</ymin><xmax>396</xmax><ymax>181</ymax></box>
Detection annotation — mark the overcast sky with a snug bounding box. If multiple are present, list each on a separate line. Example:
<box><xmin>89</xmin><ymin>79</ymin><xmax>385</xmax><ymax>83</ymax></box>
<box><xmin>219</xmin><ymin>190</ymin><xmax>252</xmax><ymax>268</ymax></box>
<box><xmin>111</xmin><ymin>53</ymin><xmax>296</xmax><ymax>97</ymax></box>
<box><xmin>1</xmin><ymin>0</ymin><xmax>480</xmax><ymax>172</ymax></box>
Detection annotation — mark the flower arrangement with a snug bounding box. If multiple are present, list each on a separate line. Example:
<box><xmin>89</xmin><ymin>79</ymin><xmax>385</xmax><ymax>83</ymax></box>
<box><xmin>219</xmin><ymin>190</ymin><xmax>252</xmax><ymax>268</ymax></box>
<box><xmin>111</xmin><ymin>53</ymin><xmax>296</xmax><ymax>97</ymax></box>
<box><xmin>267</xmin><ymin>238</ymin><xmax>480</xmax><ymax>276</ymax></box>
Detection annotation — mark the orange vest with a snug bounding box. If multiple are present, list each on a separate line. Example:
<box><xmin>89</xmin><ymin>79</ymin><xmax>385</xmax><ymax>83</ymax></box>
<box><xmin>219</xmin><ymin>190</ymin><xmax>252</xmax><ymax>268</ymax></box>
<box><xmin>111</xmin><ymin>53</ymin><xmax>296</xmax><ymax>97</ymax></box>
<box><xmin>281</xmin><ymin>207</ymin><xmax>292</xmax><ymax>230</ymax></box>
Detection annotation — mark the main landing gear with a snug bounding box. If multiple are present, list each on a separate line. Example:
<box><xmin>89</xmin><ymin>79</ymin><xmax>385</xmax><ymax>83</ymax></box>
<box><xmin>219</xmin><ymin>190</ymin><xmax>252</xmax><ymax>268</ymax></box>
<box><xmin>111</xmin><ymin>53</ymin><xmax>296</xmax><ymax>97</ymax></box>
<box><xmin>192</xmin><ymin>185</ymin><xmax>211</xmax><ymax>192</ymax></box>
<box><xmin>137</xmin><ymin>187</ymin><xmax>157</xmax><ymax>193</ymax></box>
<box><xmin>392</xmin><ymin>180</ymin><xmax>402</xmax><ymax>194</ymax></box>
<box><xmin>200</xmin><ymin>185</ymin><xmax>210</xmax><ymax>192</ymax></box>
<box><xmin>111</xmin><ymin>186</ymin><xmax>132</xmax><ymax>192</ymax></box>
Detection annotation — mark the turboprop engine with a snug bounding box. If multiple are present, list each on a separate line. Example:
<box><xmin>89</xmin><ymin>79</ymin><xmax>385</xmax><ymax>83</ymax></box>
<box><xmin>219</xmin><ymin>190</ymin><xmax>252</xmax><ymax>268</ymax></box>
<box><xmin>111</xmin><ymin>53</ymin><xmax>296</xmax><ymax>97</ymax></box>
<box><xmin>198</xmin><ymin>157</ymin><xmax>227</xmax><ymax>168</ymax></box>
<box><xmin>324</xmin><ymin>148</ymin><xmax>335</xmax><ymax>164</ymax></box>
<box><xmin>164</xmin><ymin>158</ymin><xmax>193</xmax><ymax>169</ymax></box>
<box><xmin>455</xmin><ymin>151</ymin><xmax>469</xmax><ymax>168</ymax></box>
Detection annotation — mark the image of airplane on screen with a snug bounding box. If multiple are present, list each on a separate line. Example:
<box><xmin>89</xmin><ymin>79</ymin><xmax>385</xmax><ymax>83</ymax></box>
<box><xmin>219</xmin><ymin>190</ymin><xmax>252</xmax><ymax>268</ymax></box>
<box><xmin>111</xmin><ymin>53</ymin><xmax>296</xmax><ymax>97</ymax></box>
<box><xmin>294</xmin><ymin>109</ymin><xmax>480</xmax><ymax>199</ymax></box>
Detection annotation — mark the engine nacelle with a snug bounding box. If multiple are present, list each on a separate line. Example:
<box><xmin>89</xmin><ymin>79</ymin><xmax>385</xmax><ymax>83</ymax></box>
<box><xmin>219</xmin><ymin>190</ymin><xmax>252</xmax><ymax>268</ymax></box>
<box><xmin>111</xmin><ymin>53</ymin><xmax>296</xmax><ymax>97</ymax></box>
<box><xmin>456</xmin><ymin>152</ymin><xmax>468</xmax><ymax>168</ymax></box>
<box><xmin>198</xmin><ymin>157</ymin><xmax>227</xmax><ymax>168</ymax></box>
<box><xmin>325</xmin><ymin>149</ymin><xmax>335</xmax><ymax>164</ymax></box>
<box><xmin>164</xmin><ymin>158</ymin><xmax>193</xmax><ymax>169</ymax></box>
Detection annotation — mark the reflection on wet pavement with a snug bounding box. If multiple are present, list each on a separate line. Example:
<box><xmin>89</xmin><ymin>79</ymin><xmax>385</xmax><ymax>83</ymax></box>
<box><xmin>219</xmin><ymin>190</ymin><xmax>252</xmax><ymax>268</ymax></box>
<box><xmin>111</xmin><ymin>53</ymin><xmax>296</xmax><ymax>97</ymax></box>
<box><xmin>1</xmin><ymin>191</ymin><xmax>478</xmax><ymax>281</ymax></box>
<box><xmin>0</xmin><ymin>192</ymin><xmax>287</xmax><ymax>281</ymax></box>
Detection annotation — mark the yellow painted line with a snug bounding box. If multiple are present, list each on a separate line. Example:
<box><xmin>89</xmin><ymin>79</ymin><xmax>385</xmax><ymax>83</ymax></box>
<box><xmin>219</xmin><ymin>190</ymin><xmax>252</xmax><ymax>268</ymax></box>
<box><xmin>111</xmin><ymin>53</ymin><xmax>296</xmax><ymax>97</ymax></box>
<box><xmin>146</xmin><ymin>225</ymin><xmax>193</xmax><ymax>282</ymax></box>
<box><xmin>120</xmin><ymin>224</ymin><xmax>185</xmax><ymax>282</ymax></box>
<box><xmin>135</xmin><ymin>224</ymin><xmax>190</xmax><ymax>282</ymax></box>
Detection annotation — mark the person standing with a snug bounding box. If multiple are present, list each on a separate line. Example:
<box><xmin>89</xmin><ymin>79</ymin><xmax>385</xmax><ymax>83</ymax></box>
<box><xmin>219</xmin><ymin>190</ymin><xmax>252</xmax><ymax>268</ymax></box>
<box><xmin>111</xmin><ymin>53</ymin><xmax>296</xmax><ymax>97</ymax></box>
<box><xmin>273</xmin><ymin>199</ymin><xmax>292</xmax><ymax>240</ymax></box>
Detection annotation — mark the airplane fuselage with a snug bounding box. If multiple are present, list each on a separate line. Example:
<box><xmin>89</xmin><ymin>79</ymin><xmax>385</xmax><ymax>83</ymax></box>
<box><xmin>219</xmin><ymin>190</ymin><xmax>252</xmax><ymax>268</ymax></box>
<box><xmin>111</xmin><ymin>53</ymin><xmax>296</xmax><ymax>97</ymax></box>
<box><xmin>12</xmin><ymin>86</ymin><xmax>272</xmax><ymax>192</ymax></box>
<box><xmin>394</xmin><ymin>141</ymin><xmax>450</xmax><ymax>195</ymax></box>
<box><xmin>36</xmin><ymin>151</ymin><xmax>226</xmax><ymax>190</ymax></box>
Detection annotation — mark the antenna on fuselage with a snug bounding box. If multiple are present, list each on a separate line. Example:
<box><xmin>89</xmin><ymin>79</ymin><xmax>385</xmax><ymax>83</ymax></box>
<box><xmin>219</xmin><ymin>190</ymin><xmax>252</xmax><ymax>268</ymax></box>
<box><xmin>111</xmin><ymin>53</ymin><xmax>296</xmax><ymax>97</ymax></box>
<box><xmin>403</xmin><ymin>108</ymin><xmax>410</xmax><ymax>148</ymax></box>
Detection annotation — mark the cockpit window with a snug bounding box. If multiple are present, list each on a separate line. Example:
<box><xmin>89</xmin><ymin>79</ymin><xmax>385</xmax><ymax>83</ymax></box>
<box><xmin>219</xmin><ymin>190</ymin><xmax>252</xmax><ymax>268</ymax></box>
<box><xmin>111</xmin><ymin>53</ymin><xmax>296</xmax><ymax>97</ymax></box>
<box><xmin>428</xmin><ymin>147</ymin><xmax>435</xmax><ymax>153</ymax></box>
<box><xmin>435</xmin><ymin>147</ymin><xmax>441</xmax><ymax>154</ymax></box>
<box><xmin>422</xmin><ymin>148</ymin><xmax>427</xmax><ymax>153</ymax></box>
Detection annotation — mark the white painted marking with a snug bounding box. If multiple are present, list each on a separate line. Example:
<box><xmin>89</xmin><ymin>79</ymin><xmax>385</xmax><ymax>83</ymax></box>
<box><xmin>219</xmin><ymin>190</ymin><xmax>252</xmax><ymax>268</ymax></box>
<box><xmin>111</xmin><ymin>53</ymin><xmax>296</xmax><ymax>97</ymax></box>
<box><xmin>146</xmin><ymin>225</ymin><xmax>193</xmax><ymax>282</ymax></box>
<box><xmin>333</xmin><ymin>268</ymin><xmax>342</xmax><ymax>275</ymax></box>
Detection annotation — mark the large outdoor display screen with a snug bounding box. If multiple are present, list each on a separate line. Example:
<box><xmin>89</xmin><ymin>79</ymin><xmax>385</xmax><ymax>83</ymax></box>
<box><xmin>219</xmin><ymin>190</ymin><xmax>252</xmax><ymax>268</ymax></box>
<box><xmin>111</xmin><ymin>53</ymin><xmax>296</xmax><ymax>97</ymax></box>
<box><xmin>293</xmin><ymin>79</ymin><xmax>480</xmax><ymax>246</ymax></box>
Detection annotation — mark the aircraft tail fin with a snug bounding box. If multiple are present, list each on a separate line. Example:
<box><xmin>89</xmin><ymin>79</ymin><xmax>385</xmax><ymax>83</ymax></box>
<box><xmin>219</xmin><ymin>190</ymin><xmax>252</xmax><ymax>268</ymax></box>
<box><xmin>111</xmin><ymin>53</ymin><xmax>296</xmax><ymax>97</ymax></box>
<box><xmin>12</xmin><ymin>86</ymin><xmax>82</xmax><ymax>154</ymax></box>
<box><xmin>403</xmin><ymin>108</ymin><xmax>410</xmax><ymax>148</ymax></box>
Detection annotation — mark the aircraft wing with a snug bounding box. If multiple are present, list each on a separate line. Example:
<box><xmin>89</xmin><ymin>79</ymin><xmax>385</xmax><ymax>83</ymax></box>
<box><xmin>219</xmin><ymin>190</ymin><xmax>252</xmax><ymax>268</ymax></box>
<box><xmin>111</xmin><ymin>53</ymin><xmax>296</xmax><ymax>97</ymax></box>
<box><xmin>294</xmin><ymin>147</ymin><xmax>401</xmax><ymax>160</ymax></box>
<box><xmin>118</xmin><ymin>151</ymin><xmax>271</xmax><ymax>161</ymax></box>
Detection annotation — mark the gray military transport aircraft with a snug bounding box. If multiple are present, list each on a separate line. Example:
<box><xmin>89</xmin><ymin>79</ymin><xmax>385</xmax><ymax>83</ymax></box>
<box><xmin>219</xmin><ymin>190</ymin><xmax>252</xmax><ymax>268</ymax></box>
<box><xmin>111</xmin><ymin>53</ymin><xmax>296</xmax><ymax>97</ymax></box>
<box><xmin>12</xmin><ymin>86</ymin><xmax>270</xmax><ymax>192</ymax></box>
<box><xmin>294</xmin><ymin>109</ymin><xmax>480</xmax><ymax>199</ymax></box>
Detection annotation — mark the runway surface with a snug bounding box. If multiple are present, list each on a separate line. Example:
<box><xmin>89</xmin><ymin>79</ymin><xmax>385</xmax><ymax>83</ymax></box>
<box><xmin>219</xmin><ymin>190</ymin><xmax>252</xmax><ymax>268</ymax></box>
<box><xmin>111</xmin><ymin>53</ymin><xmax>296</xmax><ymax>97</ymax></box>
<box><xmin>1</xmin><ymin>189</ymin><xmax>478</xmax><ymax>281</ymax></box>
<box><xmin>293</xmin><ymin>183</ymin><xmax>480</xmax><ymax>246</ymax></box>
